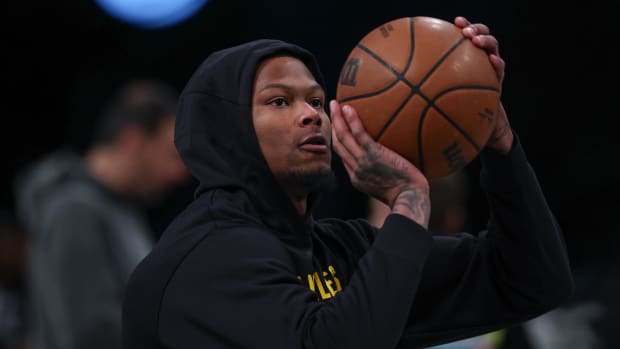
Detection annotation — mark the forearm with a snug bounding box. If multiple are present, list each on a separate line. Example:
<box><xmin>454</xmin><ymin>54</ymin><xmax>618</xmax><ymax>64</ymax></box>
<box><xmin>480</xmin><ymin>133</ymin><xmax>574</xmax><ymax>309</ymax></box>
<box><xmin>305</xmin><ymin>215</ymin><xmax>433</xmax><ymax>348</ymax></box>
<box><xmin>485</xmin><ymin>103</ymin><xmax>514</xmax><ymax>154</ymax></box>
<box><xmin>394</xmin><ymin>135</ymin><xmax>573</xmax><ymax>348</ymax></box>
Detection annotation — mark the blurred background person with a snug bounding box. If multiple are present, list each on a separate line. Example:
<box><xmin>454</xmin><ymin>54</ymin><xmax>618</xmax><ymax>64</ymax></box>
<box><xmin>0</xmin><ymin>210</ymin><xmax>29</xmax><ymax>349</ymax></box>
<box><xmin>13</xmin><ymin>79</ymin><xmax>190</xmax><ymax>349</ymax></box>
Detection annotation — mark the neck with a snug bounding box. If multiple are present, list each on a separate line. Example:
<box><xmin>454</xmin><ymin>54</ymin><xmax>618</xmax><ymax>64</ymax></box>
<box><xmin>85</xmin><ymin>146</ymin><xmax>133</xmax><ymax>197</ymax></box>
<box><xmin>274</xmin><ymin>170</ymin><xmax>334</xmax><ymax>217</ymax></box>
<box><xmin>284</xmin><ymin>186</ymin><xmax>308</xmax><ymax>216</ymax></box>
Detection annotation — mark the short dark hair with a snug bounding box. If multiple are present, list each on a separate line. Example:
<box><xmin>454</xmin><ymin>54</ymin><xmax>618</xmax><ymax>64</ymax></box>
<box><xmin>92</xmin><ymin>79</ymin><xmax>179</xmax><ymax>145</ymax></box>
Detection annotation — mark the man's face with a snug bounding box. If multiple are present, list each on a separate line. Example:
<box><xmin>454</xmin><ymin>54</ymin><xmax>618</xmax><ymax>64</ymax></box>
<box><xmin>252</xmin><ymin>56</ymin><xmax>333</xmax><ymax>193</ymax></box>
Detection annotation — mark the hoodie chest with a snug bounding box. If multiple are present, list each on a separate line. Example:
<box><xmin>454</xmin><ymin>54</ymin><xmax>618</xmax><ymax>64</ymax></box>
<box><xmin>289</xmin><ymin>239</ymin><xmax>357</xmax><ymax>301</ymax></box>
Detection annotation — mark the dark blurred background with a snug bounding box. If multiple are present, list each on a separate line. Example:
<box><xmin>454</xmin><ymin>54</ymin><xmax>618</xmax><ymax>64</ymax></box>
<box><xmin>3</xmin><ymin>0</ymin><xmax>619</xmax><ymax>348</ymax></box>
<box><xmin>5</xmin><ymin>0</ymin><xmax>618</xmax><ymax>261</ymax></box>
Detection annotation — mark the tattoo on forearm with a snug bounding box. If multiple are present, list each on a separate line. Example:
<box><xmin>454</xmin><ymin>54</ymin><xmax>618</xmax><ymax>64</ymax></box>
<box><xmin>489</xmin><ymin>122</ymin><xmax>511</xmax><ymax>144</ymax></box>
<box><xmin>392</xmin><ymin>185</ymin><xmax>430</xmax><ymax>223</ymax></box>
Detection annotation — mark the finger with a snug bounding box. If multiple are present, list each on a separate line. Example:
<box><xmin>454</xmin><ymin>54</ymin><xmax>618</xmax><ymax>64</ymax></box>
<box><xmin>331</xmin><ymin>122</ymin><xmax>357</xmax><ymax>171</ymax></box>
<box><xmin>489</xmin><ymin>54</ymin><xmax>505</xmax><ymax>84</ymax></box>
<box><xmin>330</xmin><ymin>100</ymin><xmax>359</xmax><ymax>161</ymax></box>
<box><xmin>472</xmin><ymin>34</ymin><xmax>499</xmax><ymax>56</ymax></box>
<box><xmin>330</xmin><ymin>100</ymin><xmax>365</xmax><ymax>159</ymax></box>
<box><xmin>341</xmin><ymin>104</ymin><xmax>375</xmax><ymax>151</ymax></box>
<box><xmin>340</xmin><ymin>153</ymin><xmax>357</xmax><ymax>181</ymax></box>
<box><xmin>462</xmin><ymin>23</ymin><xmax>490</xmax><ymax>38</ymax></box>
<box><xmin>454</xmin><ymin>16</ymin><xmax>470</xmax><ymax>28</ymax></box>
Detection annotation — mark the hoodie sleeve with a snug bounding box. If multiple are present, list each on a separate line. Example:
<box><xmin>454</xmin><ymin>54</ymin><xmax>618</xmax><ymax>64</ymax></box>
<box><xmin>158</xmin><ymin>217</ymin><xmax>433</xmax><ymax>349</ymax></box>
<box><xmin>395</xmin><ymin>134</ymin><xmax>575</xmax><ymax>348</ymax></box>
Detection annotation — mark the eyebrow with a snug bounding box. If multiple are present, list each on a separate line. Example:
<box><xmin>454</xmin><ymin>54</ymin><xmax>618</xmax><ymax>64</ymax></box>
<box><xmin>258</xmin><ymin>83</ymin><xmax>324</xmax><ymax>94</ymax></box>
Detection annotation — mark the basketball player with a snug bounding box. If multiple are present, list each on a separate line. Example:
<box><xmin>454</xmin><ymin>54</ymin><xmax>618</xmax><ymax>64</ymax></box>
<box><xmin>122</xmin><ymin>17</ymin><xmax>573</xmax><ymax>348</ymax></box>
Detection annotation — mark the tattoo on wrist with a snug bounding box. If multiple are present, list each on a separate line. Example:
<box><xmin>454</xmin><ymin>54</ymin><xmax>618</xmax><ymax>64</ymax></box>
<box><xmin>392</xmin><ymin>185</ymin><xmax>430</xmax><ymax>224</ymax></box>
<box><xmin>489</xmin><ymin>122</ymin><xmax>511</xmax><ymax>144</ymax></box>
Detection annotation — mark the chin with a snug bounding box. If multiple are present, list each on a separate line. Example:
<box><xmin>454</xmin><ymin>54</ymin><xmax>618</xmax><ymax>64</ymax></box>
<box><xmin>278</xmin><ymin>166</ymin><xmax>337</xmax><ymax>193</ymax></box>
<box><xmin>311</xmin><ymin>162</ymin><xmax>332</xmax><ymax>173</ymax></box>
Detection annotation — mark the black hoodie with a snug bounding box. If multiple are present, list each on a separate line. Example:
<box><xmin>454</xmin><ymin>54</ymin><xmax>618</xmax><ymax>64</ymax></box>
<box><xmin>121</xmin><ymin>39</ymin><xmax>573</xmax><ymax>349</ymax></box>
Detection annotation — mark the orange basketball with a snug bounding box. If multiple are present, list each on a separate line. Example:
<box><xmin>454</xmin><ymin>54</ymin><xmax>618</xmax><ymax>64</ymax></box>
<box><xmin>336</xmin><ymin>16</ymin><xmax>500</xmax><ymax>179</ymax></box>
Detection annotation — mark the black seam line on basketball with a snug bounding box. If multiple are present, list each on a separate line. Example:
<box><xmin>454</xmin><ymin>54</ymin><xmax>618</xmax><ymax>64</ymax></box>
<box><xmin>356</xmin><ymin>44</ymin><xmax>419</xmax><ymax>90</ymax></box>
<box><xmin>339</xmin><ymin>35</ymin><xmax>417</xmax><ymax>104</ymax></box>
<box><xmin>414</xmin><ymin>37</ymin><xmax>468</xmax><ymax>89</ymax></box>
<box><xmin>338</xmin><ymin>78</ymin><xmax>401</xmax><ymax>103</ymax></box>
<box><xmin>340</xmin><ymin>20</ymin><xmax>418</xmax><ymax>102</ymax></box>
<box><xmin>357</xmin><ymin>44</ymin><xmax>402</xmax><ymax>78</ymax></box>
<box><xmin>371</xmin><ymin>17</ymin><xmax>419</xmax><ymax>138</ymax></box>
<box><xmin>346</xmin><ymin>36</ymin><xmax>470</xmax><ymax>103</ymax></box>
<box><xmin>415</xmin><ymin>84</ymin><xmax>500</xmax><ymax>106</ymax></box>
<box><xmin>416</xmin><ymin>103</ymin><xmax>435</xmax><ymax>174</ymax></box>
<box><xmin>425</xmin><ymin>85</ymin><xmax>500</xmax><ymax>152</ymax></box>
<box><xmin>426</xmin><ymin>98</ymin><xmax>484</xmax><ymax>152</ymax></box>
<box><xmin>375</xmin><ymin>89</ymin><xmax>417</xmax><ymax>141</ymax></box>
<box><xmin>402</xmin><ymin>17</ymin><xmax>416</xmax><ymax>80</ymax></box>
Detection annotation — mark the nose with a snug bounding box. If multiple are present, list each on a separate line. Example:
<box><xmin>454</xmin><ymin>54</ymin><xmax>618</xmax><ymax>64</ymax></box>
<box><xmin>299</xmin><ymin>103</ymin><xmax>321</xmax><ymax>127</ymax></box>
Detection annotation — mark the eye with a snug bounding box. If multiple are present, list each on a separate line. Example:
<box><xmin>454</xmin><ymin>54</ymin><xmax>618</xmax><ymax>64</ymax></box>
<box><xmin>309</xmin><ymin>98</ymin><xmax>323</xmax><ymax>109</ymax></box>
<box><xmin>268</xmin><ymin>97</ymin><xmax>287</xmax><ymax>107</ymax></box>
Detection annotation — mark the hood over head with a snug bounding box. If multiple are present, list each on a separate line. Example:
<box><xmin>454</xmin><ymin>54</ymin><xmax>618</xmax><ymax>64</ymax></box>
<box><xmin>174</xmin><ymin>39</ymin><xmax>328</xmax><ymax>242</ymax></box>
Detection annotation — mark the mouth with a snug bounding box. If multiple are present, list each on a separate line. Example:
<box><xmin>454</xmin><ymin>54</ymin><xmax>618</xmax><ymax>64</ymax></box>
<box><xmin>299</xmin><ymin>134</ymin><xmax>329</xmax><ymax>153</ymax></box>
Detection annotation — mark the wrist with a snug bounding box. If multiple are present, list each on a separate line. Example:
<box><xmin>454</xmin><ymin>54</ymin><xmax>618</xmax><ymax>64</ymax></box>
<box><xmin>390</xmin><ymin>185</ymin><xmax>430</xmax><ymax>229</ymax></box>
<box><xmin>487</xmin><ymin>128</ymin><xmax>514</xmax><ymax>154</ymax></box>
